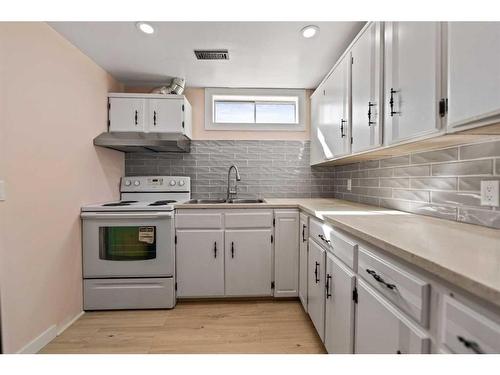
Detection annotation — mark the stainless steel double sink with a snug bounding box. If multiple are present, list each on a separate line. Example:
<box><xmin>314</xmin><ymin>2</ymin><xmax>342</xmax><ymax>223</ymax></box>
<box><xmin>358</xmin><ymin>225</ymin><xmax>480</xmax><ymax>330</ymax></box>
<box><xmin>185</xmin><ymin>198</ymin><xmax>266</xmax><ymax>204</ymax></box>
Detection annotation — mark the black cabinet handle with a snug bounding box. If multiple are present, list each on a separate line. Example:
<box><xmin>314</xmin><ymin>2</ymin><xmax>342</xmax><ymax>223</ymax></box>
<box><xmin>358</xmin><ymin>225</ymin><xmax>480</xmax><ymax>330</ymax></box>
<box><xmin>340</xmin><ymin>119</ymin><xmax>347</xmax><ymax>138</ymax></box>
<box><xmin>134</xmin><ymin>110</ymin><xmax>138</xmax><ymax>125</ymax></box>
<box><xmin>389</xmin><ymin>88</ymin><xmax>400</xmax><ymax>117</ymax></box>
<box><xmin>457</xmin><ymin>336</ymin><xmax>484</xmax><ymax>354</ymax></box>
<box><xmin>326</xmin><ymin>274</ymin><xmax>332</xmax><ymax>298</ymax></box>
<box><xmin>318</xmin><ymin>234</ymin><xmax>331</xmax><ymax>244</ymax></box>
<box><xmin>231</xmin><ymin>241</ymin><xmax>234</xmax><ymax>258</ymax></box>
<box><xmin>368</xmin><ymin>102</ymin><xmax>376</xmax><ymax>126</ymax></box>
<box><xmin>302</xmin><ymin>224</ymin><xmax>306</xmax><ymax>242</ymax></box>
<box><xmin>314</xmin><ymin>262</ymin><xmax>320</xmax><ymax>283</ymax></box>
<box><xmin>213</xmin><ymin>241</ymin><xmax>217</xmax><ymax>258</ymax></box>
<box><xmin>153</xmin><ymin>110</ymin><xmax>157</xmax><ymax>126</ymax></box>
<box><xmin>366</xmin><ymin>269</ymin><xmax>396</xmax><ymax>290</ymax></box>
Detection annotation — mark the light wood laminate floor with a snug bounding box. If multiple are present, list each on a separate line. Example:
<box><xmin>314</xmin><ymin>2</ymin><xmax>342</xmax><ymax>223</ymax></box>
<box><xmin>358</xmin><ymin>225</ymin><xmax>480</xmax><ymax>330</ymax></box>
<box><xmin>40</xmin><ymin>300</ymin><xmax>326</xmax><ymax>354</ymax></box>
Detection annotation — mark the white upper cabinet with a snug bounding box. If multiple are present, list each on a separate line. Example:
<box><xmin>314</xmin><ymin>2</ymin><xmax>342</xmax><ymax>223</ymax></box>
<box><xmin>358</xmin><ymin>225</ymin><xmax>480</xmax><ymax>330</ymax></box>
<box><xmin>108</xmin><ymin>93</ymin><xmax>192</xmax><ymax>136</ymax></box>
<box><xmin>384</xmin><ymin>22</ymin><xmax>444</xmax><ymax>145</ymax></box>
<box><xmin>351</xmin><ymin>22</ymin><xmax>383</xmax><ymax>153</ymax></box>
<box><xmin>274</xmin><ymin>210</ymin><xmax>299</xmax><ymax>298</ymax></box>
<box><xmin>447</xmin><ymin>22</ymin><xmax>500</xmax><ymax>130</ymax></box>
<box><xmin>310</xmin><ymin>93</ymin><xmax>327</xmax><ymax>165</ymax></box>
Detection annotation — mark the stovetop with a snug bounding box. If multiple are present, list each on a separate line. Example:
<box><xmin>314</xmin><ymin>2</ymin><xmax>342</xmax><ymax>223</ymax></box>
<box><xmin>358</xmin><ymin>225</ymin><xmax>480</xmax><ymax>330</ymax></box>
<box><xmin>81</xmin><ymin>199</ymin><xmax>185</xmax><ymax>212</ymax></box>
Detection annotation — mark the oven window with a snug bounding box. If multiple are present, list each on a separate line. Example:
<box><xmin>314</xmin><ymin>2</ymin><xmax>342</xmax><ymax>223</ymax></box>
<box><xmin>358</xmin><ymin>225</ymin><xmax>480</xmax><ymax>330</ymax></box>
<box><xmin>99</xmin><ymin>226</ymin><xmax>156</xmax><ymax>261</ymax></box>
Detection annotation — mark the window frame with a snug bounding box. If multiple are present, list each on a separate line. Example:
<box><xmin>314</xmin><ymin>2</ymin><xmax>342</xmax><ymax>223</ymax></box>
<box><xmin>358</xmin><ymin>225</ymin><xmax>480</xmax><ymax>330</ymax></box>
<box><xmin>205</xmin><ymin>88</ymin><xmax>306</xmax><ymax>131</ymax></box>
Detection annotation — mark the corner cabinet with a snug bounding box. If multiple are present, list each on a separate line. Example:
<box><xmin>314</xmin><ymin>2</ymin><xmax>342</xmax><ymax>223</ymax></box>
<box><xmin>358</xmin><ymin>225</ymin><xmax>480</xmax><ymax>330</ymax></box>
<box><xmin>108</xmin><ymin>93</ymin><xmax>192</xmax><ymax>138</ymax></box>
<box><xmin>447</xmin><ymin>22</ymin><xmax>500</xmax><ymax>131</ymax></box>
<box><xmin>351</xmin><ymin>22</ymin><xmax>383</xmax><ymax>153</ymax></box>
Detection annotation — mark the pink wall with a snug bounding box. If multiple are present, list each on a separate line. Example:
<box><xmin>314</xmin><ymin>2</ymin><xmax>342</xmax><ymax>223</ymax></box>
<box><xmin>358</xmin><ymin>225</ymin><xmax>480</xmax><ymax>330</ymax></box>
<box><xmin>125</xmin><ymin>87</ymin><xmax>312</xmax><ymax>140</ymax></box>
<box><xmin>0</xmin><ymin>22</ymin><xmax>124</xmax><ymax>353</ymax></box>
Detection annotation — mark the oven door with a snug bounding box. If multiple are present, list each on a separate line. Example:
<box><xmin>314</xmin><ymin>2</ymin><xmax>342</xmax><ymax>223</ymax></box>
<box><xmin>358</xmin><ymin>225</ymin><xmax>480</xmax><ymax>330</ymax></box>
<box><xmin>81</xmin><ymin>211</ymin><xmax>174</xmax><ymax>278</ymax></box>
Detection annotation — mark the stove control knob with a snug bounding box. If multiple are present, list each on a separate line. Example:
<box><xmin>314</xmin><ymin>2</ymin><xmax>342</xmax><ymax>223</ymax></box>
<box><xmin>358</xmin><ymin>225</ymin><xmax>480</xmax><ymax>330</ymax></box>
<box><xmin>124</xmin><ymin>180</ymin><xmax>132</xmax><ymax>186</ymax></box>
<box><xmin>169</xmin><ymin>180</ymin><xmax>176</xmax><ymax>186</ymax></box>
<box><xmin>178</xmin><ymin>180</ymin><xmax>185</xmax><ymax>186</ymax></box>
<box><xmin>134</xmin><ymin>180</ymin><xmax>140</xmax><ymax>186</ymax></box>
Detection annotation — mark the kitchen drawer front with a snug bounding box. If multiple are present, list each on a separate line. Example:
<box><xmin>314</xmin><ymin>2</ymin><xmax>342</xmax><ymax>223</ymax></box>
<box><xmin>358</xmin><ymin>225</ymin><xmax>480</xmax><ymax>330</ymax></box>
<box><xmin>175</xmin><ymin>211</ymin><xmax>223</xmax><ymax>229</ymax></box>
<box><xmin>84</xmin><ymin>277</ymin><xmax>175</xmax><ymax>310</ymax></box>
<box><xmin>309</xmin><ymin>218</ymin><xmax>357</xmax><ymax>270</ymax></box>
<box><xmin>442</xmin><ymin>295</ymin><xmax>500</xmax><ymax>354</ymax></box>
<box><xmin>224</xmin><ymin>209</ymin><xmax>273</xmax><ymax>228</ymax></box>
<box><xmin>358</xmin><ymin>247</ymin><xmax>430</xmax><ymax>326</ymax></box>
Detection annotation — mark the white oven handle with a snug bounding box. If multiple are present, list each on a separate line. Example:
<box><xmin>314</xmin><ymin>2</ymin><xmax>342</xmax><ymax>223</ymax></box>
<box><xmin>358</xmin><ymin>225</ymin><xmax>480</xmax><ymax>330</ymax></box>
<box><xmin>81</xmin><ymin>212</ymin><xmax>173</xmax><ymax>220</ymax></box>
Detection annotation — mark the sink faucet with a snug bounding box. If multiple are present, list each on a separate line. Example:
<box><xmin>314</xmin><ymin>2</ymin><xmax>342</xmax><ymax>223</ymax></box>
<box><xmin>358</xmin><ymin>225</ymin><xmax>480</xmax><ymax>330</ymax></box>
<box><xmin>227</xmin><ymin>165</ymin><xmax>241</xmax><ymax>201</ymax></box>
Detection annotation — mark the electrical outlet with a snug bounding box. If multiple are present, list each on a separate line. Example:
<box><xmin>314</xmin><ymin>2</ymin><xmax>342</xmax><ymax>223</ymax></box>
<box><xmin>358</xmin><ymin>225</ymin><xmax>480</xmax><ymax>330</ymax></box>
<box><xmin>481</xmin><ymin>180</ymin><xmax>499</xmax><ymax>207</ymax></box>
<box><xmin>0</xmin><ymin>180</ymin><xmax>5</xmax><ymax>201</ymax></box>
<box><xmin>347</xmin><ymin>179</ymin><xmax>352</xmax><ymax>191</ymax></box>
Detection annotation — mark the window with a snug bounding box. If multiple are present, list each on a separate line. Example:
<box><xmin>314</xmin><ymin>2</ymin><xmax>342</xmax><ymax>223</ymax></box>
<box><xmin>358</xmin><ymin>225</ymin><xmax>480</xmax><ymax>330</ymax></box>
<box><xmin>205</xmin><ymin>88</ymin><xmax>306</xmax><ymax>131</ymax></box>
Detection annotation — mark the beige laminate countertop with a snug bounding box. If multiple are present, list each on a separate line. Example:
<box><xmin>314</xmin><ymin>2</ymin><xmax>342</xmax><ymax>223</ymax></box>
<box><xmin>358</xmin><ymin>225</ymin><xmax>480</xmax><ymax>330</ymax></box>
<box><xmin>175</xmin><ymin>198</ymin><xmax>500</xmax><ymax>308</ymax></box>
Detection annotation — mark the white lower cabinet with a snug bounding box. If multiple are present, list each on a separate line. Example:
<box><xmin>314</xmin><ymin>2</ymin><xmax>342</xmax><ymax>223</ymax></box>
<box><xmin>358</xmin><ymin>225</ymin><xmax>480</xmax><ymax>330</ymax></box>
<box><xmin>274</xmin><ymin>210</ymin><xmax>299</xmax><ymax>297</ymax></box>
<box><xmin>176</xmin><ymin>230</ymin><xmax>225</xmax><ymax>297</ymax></box>
<box><xmin>355</xmin><ymin>279</ymin><xmax>430</xmax><ymax>354</ymax></box>
<box><xmin>225</xmin><ymin>229</ymin><xmax>273</xmax><ymax>296</ymax></box>
<box><xmin>299</xmin><ymin>213</ymin><xmax>309</xmax><ymax>311</ymax></box>
<box><xmin>324</xmin><ymin>253</ymin><xmax>356</xmax><ymax>354</ymax></box>
<box><xmin>307</xmin><ymin>239</ymin><xmax>326</xmax><ymax>341</ymax></box>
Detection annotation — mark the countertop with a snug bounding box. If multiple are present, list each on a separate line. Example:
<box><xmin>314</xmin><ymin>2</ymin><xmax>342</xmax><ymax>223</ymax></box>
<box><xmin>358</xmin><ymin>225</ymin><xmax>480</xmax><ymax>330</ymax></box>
<box><xmin>175</xmin><ymin>198</ymin><xmax>500</xmax><ymax>308</ymax></box>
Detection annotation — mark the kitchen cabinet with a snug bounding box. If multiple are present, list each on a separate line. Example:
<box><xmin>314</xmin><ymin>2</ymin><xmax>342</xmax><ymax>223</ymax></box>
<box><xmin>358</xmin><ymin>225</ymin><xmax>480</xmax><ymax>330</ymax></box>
<box><xmin>355</xmin><ymin>279</ymin><xmax>430</xmax><ymax>354</ymax></box>
<box><xmin>310</xmin><ymin>92</ymin><xmax>330</xmax><ymax>164</ymax></box>
<box><xmin>307</xmin><ymin>238</ymin><xmax>326</xmax><ymax>341</ymax></box>
<box><xmin>384</xmin><ymin>22</ymin><xmax>444</xmax><ymax>145</ymax></box>
<box><xmin>273</xmin><ymin>210</ymin><xmax>299</xmax><ymax>298</ymax></box>
<box><xmin>447</xmin><ymin>22</ymin><xmax>500</xmax><ymax>130</ymax></box>
<box><xmin>108</xmin><ymin>93</ymin><xmax>192</xmax><ymax>137</ymax></box>
<box><xmin>324</xmin><ymin>252</ymin><xmax>356</xmax><ymax>354</ymax></box>
<box><xmin>299</xmin><ymin>213</ymin><xmax>309</xmax><ymax>311</ymax></box>
<box><xmin>351</xmin><ymin>22</ymin><xmax>383</xmax><ymax>153</ymax></box>
<box><xmin>175</xmin><ymin>230</ymin><xmax>225</xmax><ymax>297</ymax></box>
<box><xmin>225</xmin><ymin>229</ymin><xmax>273</xmax><ymax>296</ymax></box>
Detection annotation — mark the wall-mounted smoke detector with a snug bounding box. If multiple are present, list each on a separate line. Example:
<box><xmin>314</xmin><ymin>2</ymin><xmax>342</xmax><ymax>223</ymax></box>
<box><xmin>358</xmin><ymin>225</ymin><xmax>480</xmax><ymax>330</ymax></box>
<box><xmin>194</xmin><ymin>49</ymin><xmax>229</xmax><ymax>60</ymax></box>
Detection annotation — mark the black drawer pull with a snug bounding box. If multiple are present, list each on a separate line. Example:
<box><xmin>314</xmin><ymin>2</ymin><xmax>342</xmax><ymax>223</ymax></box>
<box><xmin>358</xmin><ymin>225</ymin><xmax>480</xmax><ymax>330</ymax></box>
<box><xmin>153</xmin><ymin>110</ymin><xmax>157</xmax><ymax>125</ymax></box>
<box><xmin>340</xmin><ymin>119</ymin><xmax>347</xmax><ymax>138</ymax></box>
<box><xmin>389</xmin><ymin>88</ymin><xmax>400</xmax><ymax>117</ymax></box>
<box><xmin>326</xmin><ymin>274</ymin><xmax>332</xmax><ymax>298</ymax></box>
<box><xmin>302</xmin><ymin>224</ymin><xmax>306</xmax><ymax>242</ymax></box>
<box><xmin>457</xmin><ymin>336</ymin><xmax>484</xmax><ymax>354</ymax></box>
<box><xmin>368</xmin><ymin>102</ymin><xmax>376</xmax><ymax>126</ymax></box>
<box><xmin>366</xmin><ymin>269</ymin><xmax>396</xmax><ymax>290</ymax></box>
<box><xmin>213</xmin><ymin>241</ymin><xmax>217</xmax><ymax>258</ymax></box>
<box><xmin>134</xmin><ymin>110</ymin><xmax>138</xmax><ymax>125</ymax></box>
<box><xmin>314</xmin><ymin>262</ymin><xmax>320</xmax><ymax>283</ymax></box>
<box><xmin>231</xmin><ymin>241</ymin><xmax>234</xmax><ymax>258</ymax></box>
<box><xmin>318</xmin><ymin>234</ymin><xmax>331</xmax><ymax>244</ymax></box>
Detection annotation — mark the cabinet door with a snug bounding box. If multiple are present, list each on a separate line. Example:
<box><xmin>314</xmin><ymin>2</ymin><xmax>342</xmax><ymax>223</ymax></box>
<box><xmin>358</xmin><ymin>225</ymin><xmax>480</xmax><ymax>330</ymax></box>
<box><xmin>448</xmin><ymin>22</ymin><xmax>500</xmax><ymax>129</ymax></box>
<box><xmin>310</xmin><ymin>92</ymin><xmax>330</xmax><ymax>165</ymax></box>
<box><xmin>355</xmin><ymin>280</ymin><xmax>430</xmax><ymax>354</ymax></box>
<box><xmin>225</xmin><ymin>229</ymin><xmax>273</xmax><ymax>296</ymax></box>
<box><xmin>148</xmin><ymin>98</ymin><xmax>184</xmax><ymax>133</ymax></box>
<box><xmin>274</xmin><ymin>210</ymin><xmax>299</xmax><ymax>298</ymax></box>
<box><xmin>351</xmin><ymin>22</ymin><xmax>383</xmax><ymax>153</ymax></box>
<box><xmin>384</xmin><ymin>22</ymin><xmax>443</xmax><ymax>144</ymax></box>
<box><xmin>324</xmin><ymin>253</ymin><xmax>356</xmax><ymax>354</ymax></box>
<box><xmin>299</xmin><ymin>214</ymin><xmax>309</xmax><ymax>311</ymax></box>
<box><xmin>307</xmin><ymin>239</ymin><xmax>326</xmax><ymax>341</ymax></box>
<box><xmin>109</xmin><ymin>97</ymin><xmax>146</xmax><ymax>132</ymax></box>
<box><xmin>176</xmin><ymin>230</ymin><xmax>224</xmax><ymax>297</ymax></box>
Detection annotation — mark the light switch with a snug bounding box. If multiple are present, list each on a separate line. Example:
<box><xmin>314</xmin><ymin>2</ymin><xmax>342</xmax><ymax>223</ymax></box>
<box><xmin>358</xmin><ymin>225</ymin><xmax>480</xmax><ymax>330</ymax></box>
<box><xmin>481</xmin><ymin>180</ymin><xmax>499</xmax><ymax>207</ymax></box>
<box><xmin>0</xmin><ymin>180</ymin><xmax>5</xmax><ymax>201</ymax></box>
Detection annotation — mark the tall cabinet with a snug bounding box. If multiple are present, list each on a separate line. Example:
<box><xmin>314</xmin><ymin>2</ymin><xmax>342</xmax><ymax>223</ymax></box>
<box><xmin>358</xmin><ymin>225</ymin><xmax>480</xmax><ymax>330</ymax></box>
<box><xmin>351</xmin><ymin>22</ymin><xmax>383</xmax><ymax>153</ymax></box>
<box><xmin>384</xmin><ymin>22</ymin><xmax>444</xmax><ymax>144</ymax></box>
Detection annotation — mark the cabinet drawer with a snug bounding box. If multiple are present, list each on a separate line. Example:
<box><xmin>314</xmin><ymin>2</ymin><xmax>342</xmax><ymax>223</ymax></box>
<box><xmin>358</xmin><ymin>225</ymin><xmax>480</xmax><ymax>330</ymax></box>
<box><xmin>175</xmin><ymin>211</ymin><xmax>223</xmax><ymax>229</ymax></box>
<box><xmin>224</xmin><ymin>209</ymin><xmax>273</xmax><ymax>228</ymax></box>
<box><xmin>442</xmin><ymin>295</ymin><xmax>500</xmax><ymax>354</ymax></box>
<box><xmin>358</xmin><ymin>247</ymin><xmax>430</xmax><ymax>326</ymax></box>
<box><xmin>309</xmin><ymin>218</ymin><xmax>357</xmax><ymax>270</ymax></box>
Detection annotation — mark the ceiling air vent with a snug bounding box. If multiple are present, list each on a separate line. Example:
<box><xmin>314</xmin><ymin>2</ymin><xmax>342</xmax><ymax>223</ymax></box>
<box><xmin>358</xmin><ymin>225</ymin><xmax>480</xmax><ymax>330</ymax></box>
<box><xmin>194</xmin><ymin>49</ymin><xmax>229</xmax><ymax>60</ymax></box>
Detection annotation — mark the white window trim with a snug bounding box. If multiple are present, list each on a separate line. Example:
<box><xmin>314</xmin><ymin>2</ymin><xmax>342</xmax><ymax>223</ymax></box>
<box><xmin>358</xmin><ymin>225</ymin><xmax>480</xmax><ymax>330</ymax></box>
<box><xmin>205</xmin><ymin>87</ymin><xmax>306</xmax><ymax>131</ymax></box>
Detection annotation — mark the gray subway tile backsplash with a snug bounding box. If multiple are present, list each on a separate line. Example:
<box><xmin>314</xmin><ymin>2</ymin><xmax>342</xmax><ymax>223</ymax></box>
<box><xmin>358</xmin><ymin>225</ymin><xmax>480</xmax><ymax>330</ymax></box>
<box><xmin>332</xmin><ymin>139</ymin><xmax>500</xmax><ymax>229</ymax></box>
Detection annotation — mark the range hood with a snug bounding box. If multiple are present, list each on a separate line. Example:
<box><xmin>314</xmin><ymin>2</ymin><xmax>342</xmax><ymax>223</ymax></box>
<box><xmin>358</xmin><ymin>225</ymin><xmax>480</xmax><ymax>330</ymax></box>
<box><xmin>93</xmin><ymin>132</ymin><xmax>191</xmax><ymax>153</ymax></box>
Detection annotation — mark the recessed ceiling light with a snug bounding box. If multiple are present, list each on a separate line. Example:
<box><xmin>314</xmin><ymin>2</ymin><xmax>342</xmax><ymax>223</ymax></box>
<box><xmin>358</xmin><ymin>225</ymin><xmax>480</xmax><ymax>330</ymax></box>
<box><xmin>136</xmin><ymin>22</ymin><xmax>155</xmax><ymax>35</ymax></box>
<box><xmin>301</xmin><ymin>25</ymin><xmax>319</xmax><ymax>39</ymax></box>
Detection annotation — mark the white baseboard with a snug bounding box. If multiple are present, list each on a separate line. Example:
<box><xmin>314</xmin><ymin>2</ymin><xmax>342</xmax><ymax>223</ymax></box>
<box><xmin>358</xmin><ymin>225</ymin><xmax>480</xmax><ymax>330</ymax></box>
<box><xmin>57</xmin><ymin>311</ymin><xmax>84</xmax><ymax>336</ymax></box>
<box><xmin>17</xmin><ymin>324</ymin><xmax>57</xmax><ymax>354</ymax></box>
<box><xmin>16</xmin><ymin>310</ymin><xmax>84</xmax><ymax>354</ymax></box>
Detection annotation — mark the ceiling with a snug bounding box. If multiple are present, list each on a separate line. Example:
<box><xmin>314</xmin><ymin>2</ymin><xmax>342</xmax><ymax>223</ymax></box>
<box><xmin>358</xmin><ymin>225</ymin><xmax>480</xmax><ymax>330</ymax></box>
<box><xmin>49</xmin><ymin>22</ymin><xmax>365</xmax><ymax>89</ymax></box>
